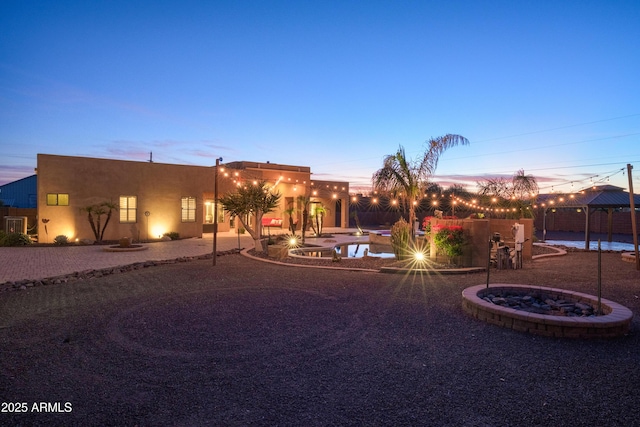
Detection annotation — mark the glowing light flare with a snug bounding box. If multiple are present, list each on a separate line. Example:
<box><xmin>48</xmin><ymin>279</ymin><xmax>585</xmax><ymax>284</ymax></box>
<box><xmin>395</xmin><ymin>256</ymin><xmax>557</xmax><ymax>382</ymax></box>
<box><xmin>151</xmin><ymin>225</ymin><xmax>167</xmax><ymax>239</ymax></box>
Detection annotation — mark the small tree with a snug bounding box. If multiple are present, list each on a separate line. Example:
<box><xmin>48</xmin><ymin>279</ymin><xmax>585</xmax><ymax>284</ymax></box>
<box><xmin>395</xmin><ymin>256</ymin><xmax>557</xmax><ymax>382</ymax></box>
<box><xmin>310</xmin><ymin>204</ymin><xmax>327</xmax><ymax>237</ymax></box>
<box><xmin>219</xmin><ymin>180</ymin><xmax>282</xmax><ymax>253</ymax></box>
<box><xmin>297</xmin><ymin>195</ymin><xmax>311</xmax><ymax>243</ymax></box>
<box><xmin>80</xmin><ymin>201</ymin><xmax>118</xmax><ymax>242</ymax></box>
<box><xmin>477</xmin><ymin>169</ymin><xmax>538</xmax><ymax>218</ymax></box>
<box><xmin>284</xmin><ymin>204</ymin><xmax>297</xmax><ymax>236</ymax></box>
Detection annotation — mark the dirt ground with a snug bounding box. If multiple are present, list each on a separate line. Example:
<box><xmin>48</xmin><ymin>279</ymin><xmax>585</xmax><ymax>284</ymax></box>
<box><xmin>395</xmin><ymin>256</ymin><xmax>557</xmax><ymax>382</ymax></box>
<box><xmin>1</xmin><ymin>250</ymin><xmax>639</xmax><ymax>426</ymax></box>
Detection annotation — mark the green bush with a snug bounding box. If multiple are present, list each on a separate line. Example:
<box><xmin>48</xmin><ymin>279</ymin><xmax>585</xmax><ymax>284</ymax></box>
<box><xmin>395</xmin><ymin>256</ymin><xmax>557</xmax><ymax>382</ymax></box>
<box><xmin>163</xmin><ymin>231</ymin><xmax>180</xmax><ymax>240</ymax></box>
<box><xmin>54</xmin><ymin>235</ymin><xmax>69</xmax><ymax>245</ymax></box>
<box><xmin>433</xmin><ymin>225</ymin><xmax>466</xmax><ymax>258</ymax></box>
<box><xmin>390</xmin><ymin>218</ymin><xmax>412</xmax><ymax>260</ymax></box>
<box><xmin>1</xmin><ymin>232</ymin><xmax>33</xmax><ymax>247</ymax></box>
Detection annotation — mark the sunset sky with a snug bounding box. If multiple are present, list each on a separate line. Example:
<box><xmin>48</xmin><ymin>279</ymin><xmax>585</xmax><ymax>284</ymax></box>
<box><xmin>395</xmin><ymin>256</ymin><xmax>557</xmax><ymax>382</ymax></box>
<box><xmin>1</xmin><ymin>1</ymin><xmax>639</xmax><ymax>193</ymax></box>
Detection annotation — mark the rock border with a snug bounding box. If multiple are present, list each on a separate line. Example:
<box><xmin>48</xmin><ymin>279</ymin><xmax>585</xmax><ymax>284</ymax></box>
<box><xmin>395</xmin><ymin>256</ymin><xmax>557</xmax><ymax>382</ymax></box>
<box><xmin>0</xmin><ymin>249</ymin><xmax>241</xmax><ymax>292</ymax></box>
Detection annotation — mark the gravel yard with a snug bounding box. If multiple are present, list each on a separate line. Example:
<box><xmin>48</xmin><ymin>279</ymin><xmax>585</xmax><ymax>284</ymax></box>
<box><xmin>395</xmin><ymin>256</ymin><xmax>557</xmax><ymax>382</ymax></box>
<box><xmin>1</xmin><ymin>249</ymin><xmax>639</xmax><ymax>426</ymax></box>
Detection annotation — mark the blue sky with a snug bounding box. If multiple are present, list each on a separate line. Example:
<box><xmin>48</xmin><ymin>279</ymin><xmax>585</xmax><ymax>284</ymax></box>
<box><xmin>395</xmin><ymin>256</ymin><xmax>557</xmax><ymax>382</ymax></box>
<box><xmin>1</xmin><ymin>0</ymin><xmax>639</xmax><ymax>194</ymax></box>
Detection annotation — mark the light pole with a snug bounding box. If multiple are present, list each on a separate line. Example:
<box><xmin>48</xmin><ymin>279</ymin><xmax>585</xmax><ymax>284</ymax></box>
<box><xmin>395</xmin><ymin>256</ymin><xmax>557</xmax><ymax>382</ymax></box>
<box><xmin>213</xmin><ymin>157</ymin><xmax>223</xmax><ymax>266</ymax></box>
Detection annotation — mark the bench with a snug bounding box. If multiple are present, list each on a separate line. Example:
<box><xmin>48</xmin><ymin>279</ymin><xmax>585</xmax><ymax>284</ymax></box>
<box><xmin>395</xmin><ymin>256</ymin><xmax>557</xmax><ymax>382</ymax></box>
<box><xmin>261</xmin><ymin>218</ymin><xmax>284</xmax><ymax>228</ymax></box>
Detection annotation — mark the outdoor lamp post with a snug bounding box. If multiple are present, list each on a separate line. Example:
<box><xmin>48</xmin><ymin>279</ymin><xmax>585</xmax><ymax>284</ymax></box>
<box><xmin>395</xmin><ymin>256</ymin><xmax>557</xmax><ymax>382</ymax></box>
<box><xmin>213</xmin><ymin>157</ymin><xmax>223</xmax><ymax>266</ymax></box>
<box><xmin>144</xmin><ymin>211</ymin><xmax>150</xmax><ymax>241</ymax></box>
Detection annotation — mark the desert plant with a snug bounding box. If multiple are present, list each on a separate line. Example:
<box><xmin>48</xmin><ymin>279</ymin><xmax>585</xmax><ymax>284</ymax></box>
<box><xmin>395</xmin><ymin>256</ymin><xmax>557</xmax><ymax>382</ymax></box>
<box><xmin>163</xmin><ymin>231</ymin><xmax>180</xmax><ymax>240</ymax></box>
<box><xmin>310</xmin><ymin>204</ymin><xmax>327</xmax><ymax>237</ymax></box>
<box><xmin>433</xmin><ymin>225</ymin><xmax>466</xmax><ymax>258</ymax></box>
<box><xmin>53</xmin><ymin>235</ymin><xmax>69</xmax><ymax>245</ymax></box>
<box><xmin>297</xmin><ymin>195</ymin><xmax>311</xmax><ymax>243</ymax></box>
<box><xmin>219</xmin><ymin>180</ymin><xmax>282</xmax><ymax>253</ymax></box>
<box><xmin>1</xmin><ymin>232</ymin><xmax>33</xmax><ymax>247</ymax></box>
<box><xmin>390</xmin><ymin>218</ymin><xmax>412</xmax><ymax>260</ymax></box>
<box><xmin>80</xmin><ymin>201</ymin><xmax>118</xmax><ymax>242</ymax></box>
<box><xmin>284</xmin><ymin>205</ymin><xmax>297</xmax><ymax>235</ymax></box>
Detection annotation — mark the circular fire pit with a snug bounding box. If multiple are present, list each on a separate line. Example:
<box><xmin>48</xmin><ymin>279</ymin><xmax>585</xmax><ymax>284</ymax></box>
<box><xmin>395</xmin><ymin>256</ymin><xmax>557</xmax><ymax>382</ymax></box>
<box><xmin>462</xmin><ymin>284</ymin><xmax>632</xmax><ymax>338</ymax></box>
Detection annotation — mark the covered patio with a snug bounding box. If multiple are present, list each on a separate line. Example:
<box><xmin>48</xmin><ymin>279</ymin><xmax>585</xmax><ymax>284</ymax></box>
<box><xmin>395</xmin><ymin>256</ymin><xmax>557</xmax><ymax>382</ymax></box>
<box><xmin>536</xmin><ymin>185</ymin><xmax>640</xmax><ymax>250</ymax></box>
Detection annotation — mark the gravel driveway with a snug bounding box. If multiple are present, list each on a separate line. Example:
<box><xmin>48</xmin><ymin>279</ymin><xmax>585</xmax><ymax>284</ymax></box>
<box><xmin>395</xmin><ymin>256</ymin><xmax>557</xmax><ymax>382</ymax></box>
<box><xmin>1</xmin><ymin>251</ymin><xmax>639</xmax><ymax>426</ymax></box>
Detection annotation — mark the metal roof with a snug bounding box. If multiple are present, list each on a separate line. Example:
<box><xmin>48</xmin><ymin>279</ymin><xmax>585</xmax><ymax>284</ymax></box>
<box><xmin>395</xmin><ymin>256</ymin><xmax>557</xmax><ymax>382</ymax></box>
<box><xmin>537</xmin><ymin>185</ymin><xmax>640</xmax><ymax>209</ymax></box>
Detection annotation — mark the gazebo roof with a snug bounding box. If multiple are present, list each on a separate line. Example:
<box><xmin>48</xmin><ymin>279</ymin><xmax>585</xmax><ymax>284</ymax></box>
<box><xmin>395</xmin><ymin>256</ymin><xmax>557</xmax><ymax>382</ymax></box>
<box><xmin>537</xmin><ymin>185</ymin><xmax>640</xmax><ymax>209</ymax></box>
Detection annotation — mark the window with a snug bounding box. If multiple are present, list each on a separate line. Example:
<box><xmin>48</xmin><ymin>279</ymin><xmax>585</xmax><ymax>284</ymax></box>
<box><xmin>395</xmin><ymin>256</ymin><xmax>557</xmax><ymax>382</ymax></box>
<box><xmin>204</xmin><ymin>200</ymin><xmax>225</xmax><ymax>224</ymax></box>
<box><xmin>181</xmin><ymin>196</ymin><xmax>196</xmax><ymax>222</ymax></box>
<box><xmin>46</xmin><ymin>193</ymin><xmax>69</xmax><ymax>206</ymax></box>
<box><xmin>119</xmin><ymin>196</ymin><xmax>137</xmax><ymax>223</ymax></box>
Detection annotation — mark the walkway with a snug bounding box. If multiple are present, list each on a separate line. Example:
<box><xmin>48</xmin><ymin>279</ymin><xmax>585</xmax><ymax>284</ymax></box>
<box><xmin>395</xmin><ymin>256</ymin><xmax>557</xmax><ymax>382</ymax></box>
<box><xmin>0</xmin><ymin>228</ymin><xmax>363</xmax><ymax>284</ymax></box>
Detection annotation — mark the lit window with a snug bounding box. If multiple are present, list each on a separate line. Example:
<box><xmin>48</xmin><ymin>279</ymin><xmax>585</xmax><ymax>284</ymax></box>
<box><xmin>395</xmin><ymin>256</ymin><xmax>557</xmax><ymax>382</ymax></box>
<box><xmin>181</xmin><ymin>197</ymin><xmax>196</xmax><ymax>222</ymax></box>
<box><xmin>204</xmin><ymin>200</ymin><xmax>225</xmax><ymax>224</ymax></box>
<box><xmin>119</xmin><ymin>196</ymin><xmax>137</xmax><ymax>223</ymax></box>
<box><xmin>46</xmin><ymin>193</ymin><xmax>69</xmax><ymax>206</ymax></box>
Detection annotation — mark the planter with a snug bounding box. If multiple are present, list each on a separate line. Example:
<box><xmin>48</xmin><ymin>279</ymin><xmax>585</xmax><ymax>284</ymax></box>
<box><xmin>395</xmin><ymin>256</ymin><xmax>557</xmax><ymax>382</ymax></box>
<box><xmin>119</xmin><ymin>237</ymin><xmax>132</xmax><ymax>248</ymax></box>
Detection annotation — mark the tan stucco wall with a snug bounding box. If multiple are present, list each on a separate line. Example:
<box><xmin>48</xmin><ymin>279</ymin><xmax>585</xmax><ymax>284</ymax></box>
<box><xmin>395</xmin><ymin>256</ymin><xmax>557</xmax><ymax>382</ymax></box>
<box><xmin>37</xmin><ymin>154</ymin><xmax>221</xmax><ymax>241</ymax></box>
<box><xmin>36</xmin><ymin>154</ymin><xmax>350</xmax><ymax>242</ymax></box>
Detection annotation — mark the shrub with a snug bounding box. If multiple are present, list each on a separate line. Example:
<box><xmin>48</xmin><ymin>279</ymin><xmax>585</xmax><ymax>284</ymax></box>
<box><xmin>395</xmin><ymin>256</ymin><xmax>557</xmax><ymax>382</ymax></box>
<box><xmin>54</xmin><ymin>235</ymin><xmax>69</xmax><ymax>245</ymax></box>
<box><xmin>422</xmin><ymin>216</ymin><xmax>433</xmax><ymax>234</ymax></box>
<box><xmin>433</xmin><ymin>225</ymin><xmax>466</xmax><ymax>258</ymax></box>
<box><xmin>1</xmin><ymin>232</ymin><xmax>33</xmax><ymax>247</ymax></box>
<box><xmin>163</xmin><ymin>232</ymin><xmax>180</xmax><ymax>240</ymax></box>
<box><xmin>390</xmin><ymin>218</ymin><xmax>412</xmax><ymax>260</ymax></box>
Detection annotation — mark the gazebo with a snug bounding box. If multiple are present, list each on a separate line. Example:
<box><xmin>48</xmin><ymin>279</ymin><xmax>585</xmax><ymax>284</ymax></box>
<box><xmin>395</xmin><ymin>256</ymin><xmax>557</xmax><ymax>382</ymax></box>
<box><xmin>536</xmin><ymin>185</ymin><xmax>640</xmax><ymax>250</ymax></box>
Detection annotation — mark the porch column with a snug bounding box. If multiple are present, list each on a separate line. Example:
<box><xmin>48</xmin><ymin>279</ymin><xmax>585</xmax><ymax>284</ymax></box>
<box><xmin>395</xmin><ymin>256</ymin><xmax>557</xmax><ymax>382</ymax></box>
<box><xmin>584</xmin><ymin>207</ymin><xmax>590</xmax><ymax>250</ymax></box>
<box><xmin>341</xmin><ymin>196</ymin><xmax>348</xmax><ymax>228</ymax></box>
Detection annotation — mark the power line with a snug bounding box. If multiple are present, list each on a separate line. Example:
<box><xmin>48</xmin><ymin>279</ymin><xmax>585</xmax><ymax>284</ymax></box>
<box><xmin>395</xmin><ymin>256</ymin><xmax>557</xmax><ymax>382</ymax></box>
<box><xmin>471</xmin><ymin>113</ymin><xmax>640</xmax><ymax>144</ymax></box>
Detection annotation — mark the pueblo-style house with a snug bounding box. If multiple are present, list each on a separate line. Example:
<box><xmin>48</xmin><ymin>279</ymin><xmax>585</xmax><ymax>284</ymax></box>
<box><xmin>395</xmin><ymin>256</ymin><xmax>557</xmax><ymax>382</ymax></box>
<box><xmin>36</xmin><ymin>154</ymin><xmax>349</xmax><ymax>242</ymax></box>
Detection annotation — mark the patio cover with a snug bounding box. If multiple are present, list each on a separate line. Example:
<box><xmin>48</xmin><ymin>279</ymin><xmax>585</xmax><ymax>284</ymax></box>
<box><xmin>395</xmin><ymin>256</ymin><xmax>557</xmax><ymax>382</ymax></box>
<box><xmin>536</xmin><ymin>185</ymin><xmax>640</xmax><ymax>249</ymax></box>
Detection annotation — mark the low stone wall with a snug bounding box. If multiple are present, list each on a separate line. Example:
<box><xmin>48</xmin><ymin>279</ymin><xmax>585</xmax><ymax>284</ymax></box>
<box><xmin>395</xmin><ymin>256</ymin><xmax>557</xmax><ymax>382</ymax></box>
<box><xmin>428</xmin><ymin>218</ymin><xmax>534</xmax><ymax>268</ymax></box>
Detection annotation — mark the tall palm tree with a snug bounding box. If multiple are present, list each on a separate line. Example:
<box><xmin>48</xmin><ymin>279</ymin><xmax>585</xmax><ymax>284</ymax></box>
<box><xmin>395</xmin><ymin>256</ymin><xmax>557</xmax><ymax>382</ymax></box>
<box><xmin>372</xmin><ymin>134</ymin><xmax>469</xmax><ymax>238</ymax></box>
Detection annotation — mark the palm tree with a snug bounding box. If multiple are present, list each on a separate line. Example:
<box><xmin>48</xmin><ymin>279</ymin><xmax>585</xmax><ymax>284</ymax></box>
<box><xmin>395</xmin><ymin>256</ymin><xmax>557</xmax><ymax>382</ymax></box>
<box><xmin>297</xmin><ymin>195</ymin><xmax>311</xmax><ymax>243</ymax></box>
<box><xmin>80</xmin><ymin>200</ymin><xmax>118</xmax><ymax>242</ymax></box>
<box><xmin>310</xmin><ymin>204</ymin><xmax>327</xmax><ymax>237</ymax></box>
<box><xmin>284</xmin><ymin>204</ymin><xmax>296</xmax><ymax>236</ymax></box>
<box><xmin>372</xmin><ymin>134</ymin><xmax>469</xmax><ymax>238</ymax></box>
<box><xmin>476</xmin><ymin>169</ymin><xmax>538</xmax><ymax>218</ymax></box>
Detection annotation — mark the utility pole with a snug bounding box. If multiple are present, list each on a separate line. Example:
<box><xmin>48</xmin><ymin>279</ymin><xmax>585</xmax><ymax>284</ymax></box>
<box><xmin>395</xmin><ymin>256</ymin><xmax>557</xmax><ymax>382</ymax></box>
<box><xmin>627</xmin><ymin>164</ymin><xmax>639</xmax><ymax>270</ymax></box>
